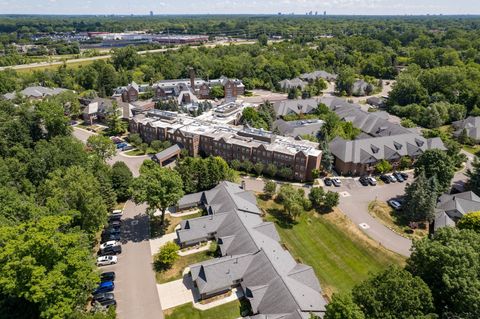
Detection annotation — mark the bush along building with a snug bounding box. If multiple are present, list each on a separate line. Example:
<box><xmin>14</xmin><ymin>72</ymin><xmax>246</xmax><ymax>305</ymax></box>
<box><xmin>176</xmin><ymin>181</ymin><xmax>327</xmax><ymax>318</ymax></box>
<box><xmin>113</xmin><ymin>72</ymin><xmax>244</xmax><ymax>104</ymax></box>
<box><xmin>129</xmin><ymin>109</ymin><xmax>321</xmax><ymax>181</ymax></box>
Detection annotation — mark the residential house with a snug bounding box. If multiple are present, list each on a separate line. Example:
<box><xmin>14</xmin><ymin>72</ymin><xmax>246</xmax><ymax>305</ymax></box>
<box><xmin>431</xmin><ymin>191</ymin><xmax>480</xmax><ymax>233</ymax></box>
<box><xmin>176</xmin><ymin>182</ymin><xmax>327</xmax><ymax>318</ymax></box>
<box><xmin>278</xmin><ymin>78</ymin><xmax>307</xmax><ymax>91</ymax></box>
<box><xmin>3</xmin><ymin>86</ymin><xmax>68</xmax><ymax>100</ymax></box>
<box><xmin>300</xmin><ymin>70</ymin><xmax>337</xmax><ymax>82</ymax></box>
<box><xmin>452</xmin><ymin>116</ymin><xmax>480</xmax><ymax>142</ymax></box>
<box><xmin>351</xmin><ymin>79</ymin><xmax>374</xmax><ymax>96</ymax></box>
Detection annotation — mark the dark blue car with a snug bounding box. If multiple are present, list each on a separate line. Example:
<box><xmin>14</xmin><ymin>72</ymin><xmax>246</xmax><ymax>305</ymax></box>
<box><xmin>93</xmin><ymin>281</ymin><xmax>114</xmax><ymax>294</ymax></box>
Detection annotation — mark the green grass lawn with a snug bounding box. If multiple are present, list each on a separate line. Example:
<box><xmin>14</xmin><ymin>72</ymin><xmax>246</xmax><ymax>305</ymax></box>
<box><xmin>165</xmin><ymin>299</ymin><xmax>249</xmax><ymax>319</ymax></box>
<box><xmin>155</xmin><ymin>250</ymin><xmax>213</xmax><ymax>284</ymax></box>
<box><xmin>462</xmin><ymin>144</ymin><xmax>480</xmax><ymax>156</ymax></box>
<box><xmin>368</xmin><ymin>200</ymin><xmax>428</xmax><ymax>240</ymax></box>
<box><xmin>124</xmin><ymin>147</ymin><xmax>157</xmax><ymax>156</ymax></box>
<box><xmin>258</xmin><ymin>199</ymin><xmax>404</xmax><ymax>296</ymax></box>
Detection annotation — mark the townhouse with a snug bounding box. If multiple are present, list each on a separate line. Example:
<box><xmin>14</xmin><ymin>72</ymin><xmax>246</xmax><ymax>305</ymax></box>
<box><xmin>176</xmin><ymin>181</ymin><xmax>327</xmax><ymax>318</ymax></box>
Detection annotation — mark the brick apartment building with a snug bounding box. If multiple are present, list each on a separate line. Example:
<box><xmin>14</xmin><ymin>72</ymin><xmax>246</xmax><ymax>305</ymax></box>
<box><xmin>129</xmin><ymin>110</ymin><xmax>321</xmax><ymax>181</ymax></box>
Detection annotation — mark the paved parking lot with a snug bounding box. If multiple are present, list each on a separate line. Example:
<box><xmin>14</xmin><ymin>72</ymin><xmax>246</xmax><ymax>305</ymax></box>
<box><xmin>99</xmin><ymin>201</ymin><xmax>164</xmax><ymax>319</ymax></box>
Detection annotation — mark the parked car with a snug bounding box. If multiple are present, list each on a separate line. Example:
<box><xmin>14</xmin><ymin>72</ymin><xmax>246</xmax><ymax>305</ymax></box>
<box><xmin>387</xmin><ymin>174</ymin><xmax>397</xmax><ymax>183</ymax></box>
<box><xmin>359</xmin><ymin>176</ymin><xmax>369</xmax><ymax>186</ymax></box>
<box><xmin>100</xmin><ymin>271</ymin><xmax>116</xmax><ymax>282</ymax></box>
<box><xmin>100</xmin><ymin>240</ymin><xmax>120</xmax><ymax>250</ymax></box>
<box><xmin>100</xmin><ymin>245</ymin><xmax>122</xmax><ymax>256</ymax></box>
<box><xmin>388</xmin><ymin>199</ymin><xmax>402</xmax><ymax>210</ymax></box>
<box><xmin>380</xmin><ymin>175</ymin><xmax>390</xmax><ymax>184</ymax></box>
<box><xmin>122</xmin><ymin>145</ymin><xmax>134</xmax><ymax>151</ymax></box>
<box><xmin>400</xmin><ymin>172</ymin><xmax>408</xmax><ymax>180</ymax></box>
<box><xmin>101</xmin><ymin>232</ymin><xmax>121</xmax><ymax>241</ymax></box>
<box><xmin>92</xmin><ymin>292</ymin><xmax>115</xmax><ymax>304</ymax></box>
<box><xmin>109</xmin><ymin>220</ymin><xmax>122</xmax><ymax>228</ymax></box>
<box><xmin>323</xmin><ymin>178</ymin><xmax>333</xmax><ymax>186</ymax></box>
<box><xmin>104</xmin><ymin>226</ymin><xmax>121</xmax><ymax>235</ymax></box>
<box><xmin>111</xmin><ymin>210</ymin><xmax>123</xmax><ymax>217</ymax></box>
<box><xmin>367</xmin><ymin>176</ymin><xmax>377</xmax><ymax>186</ymax></box>
<box><xmin>116</xmin><ymin>142</ymin><xmax>127</xmax><ymax>149</ymax></box>
<box><xmin>93</xmin><ymin>281</ymin><xmax>114</xmax><ymax>294</ymax></box>
<box><xmin>393</xmin><ymin>172</ymin><xmax>404</xmax><ymax>182</ymax></box>
<box><xmin>98</xmin><ymin>298</ymin><xmax>117</xmax><ymax>309</ymax></box>
<box><xmin>97</xmin><ymin>255</ymin><xmax>118</xmax><ymax>266</ymax></box>
<box><xmin>109</xmin><ymin>214</ymin><xmax>122</xmax><ymax>222</ymax></box>
<box><xmin>332</xmin><ymin>178</ymin><xmax>342</xmax><ymax>187</ymax></box>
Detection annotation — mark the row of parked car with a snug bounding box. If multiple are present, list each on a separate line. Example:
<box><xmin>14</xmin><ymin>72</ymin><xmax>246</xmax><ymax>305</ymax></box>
<box><xmin>110</xmin><ymin>136</ymin><xmax>133</xmax><ymax>152</ymax></box>
<box><xmin>324</xmin><ymin>172</ymin><xmax>409</xmax><ymax>188</ymax></box>
<box><xmin>92</xmin><ymin>271</ymin><xmax>117</xmax><ymax>309</ymax></box>
<box><xmin>91</xmin><ymin>209</ymin><xmax>124</xmax><ymax>310</ymax></box>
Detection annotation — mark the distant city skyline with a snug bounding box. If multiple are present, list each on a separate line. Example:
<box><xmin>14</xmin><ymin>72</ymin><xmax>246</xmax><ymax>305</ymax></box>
<box><xmin>0</xmin><ymin>0</ymin><xmax>479</xmax><ymax>16</ymax></box>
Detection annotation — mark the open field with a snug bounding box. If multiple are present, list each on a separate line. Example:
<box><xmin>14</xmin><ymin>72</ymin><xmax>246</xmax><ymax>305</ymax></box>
<box><xmin>258</xmin><ymin>198</ymin><xmax>405</xmax><ymax>296</ymax></box>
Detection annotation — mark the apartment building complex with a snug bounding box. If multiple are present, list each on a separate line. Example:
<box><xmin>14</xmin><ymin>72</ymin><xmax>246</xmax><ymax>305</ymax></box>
<box><xmin>129</xmin><ymin>110</ymin><xmax>321</xmax><ymax>181</ymax></box>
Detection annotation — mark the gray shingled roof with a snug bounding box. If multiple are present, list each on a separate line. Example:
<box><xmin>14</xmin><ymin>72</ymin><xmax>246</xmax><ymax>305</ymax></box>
<box><xmin>273</xmin><ymin>119</ymin><xmax>324</xmax><ymax>138</ymax></box>
<box><xmin>329</xmin><ymin>134</ymin><xmax>445</xmax><ymax>164</ymax></box>
<box><xmin>300</xmin><ymin>70</ymin><xmax>337</xmax><ymax>82</ymax></box>
<box><xmin>274</xmin><ymin>98</ymin><xmax>321</xmax><ymax>117</ymax></box>
<box><xmin>278</xmin><ymin>78</ymin><xmax>307</xmax><ymax>90</ymax></box>
<box><xmin>452</xmin><ymin>116</ymin><xmax>480</xmax><ymax>141</ymax></box>
<box><xmin>434</xmin><ymin>191</ymin><xmax>480</xmax><ymax>231</ymax></box>
<box><xmin>3</xmin><ymin>86</ymin><xmax>68</xmax><ymax>100</ymax></box>
<box><xmin>176</xmin><ymin>182</ymin><xmax>327</xmax><ymax>317</ymax></box>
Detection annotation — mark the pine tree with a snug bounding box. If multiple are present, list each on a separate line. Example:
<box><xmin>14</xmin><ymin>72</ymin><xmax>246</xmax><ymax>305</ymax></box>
<box><xmin>403</xmin><ymin>171</ymin><xmax>437</xmax><ymax>222</ymax></box>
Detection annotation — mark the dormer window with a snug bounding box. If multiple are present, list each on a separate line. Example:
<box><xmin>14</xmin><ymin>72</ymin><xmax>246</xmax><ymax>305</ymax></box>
<box><xmin>393</xmin><ymin>141</ymin><xmax>402</xmax><ymax>150</ymax></box>
<box><xmin>415</xmin><ymin>139</ymin><xmax>424</xmax><ymax>147</ymax></box>
<box><xmin>370</xmin><ymin>145</ymin><xmax>379</xmax><ymax>154</ymax></box>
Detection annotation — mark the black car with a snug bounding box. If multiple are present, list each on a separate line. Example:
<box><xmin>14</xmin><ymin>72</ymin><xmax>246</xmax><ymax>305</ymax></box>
<box><xmin>92</xmin><ymin>292</ymin><xmax>115</xmax><ymax>304</ymax></box>
<box><xmin>105</xmin><ymin>226</ymin><xmax>121</xmax><ymax>234</ymax></box>
<box><xmin>324</xmin><ymin>178</ymin><xmax>333</xmax><ymax>186</ymax></box>
<box><xmin>359</xmin><ymin>176</ymin><xmax>369</xmax><ymax>186</ymax></box>
<box><xmin>109</xmin><ymin>220</ymin><xmax>122</xmax><ymax>228</ymax></box>
<box><xmin>100</xmin><ymin>272</ymin><xmax>116</xmax><ymax>282</ymax></box>
<box><xmin>109</xmin><ymin>214</ymin><xmax>122</xmax><ymax>222</ymax></box>
<box><xmin>99</xmin><ymin>299</ymin><xmax>117</xmax><ymax>309</ymax></box>
<box><xmin>380</xmin><ymin>175</ymin><xmax>390</xmax><ymax>184</ymax></box>
<box><xmin>101</xmin><ymin>232</ymin><xmax>121</xmax><ymax>241</ymax></box>
<box><xmin>100</xmin><ymin>245</ymin><xmax>122</xmax><ymax>256</ymax></box>
<box><xmin>400</xmin><ymin>172</ymin><xmax>408</xmax><ymax>180</ymax></box>
<box><xmin>393</xmin><ymin>172</ymin><xmax>404</xmax><ymax>182</ymax></box>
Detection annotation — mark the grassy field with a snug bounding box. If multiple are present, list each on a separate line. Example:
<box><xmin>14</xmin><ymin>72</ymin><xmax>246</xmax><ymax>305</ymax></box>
<box><xmin>258</xmin><ymin>198</ymin><xmax>404</xmax><ymax>296</ymax></box>
<box><xmin>462</xmin><ymin>144</ymin><xmax>480</xmax><ymax>156</ymax></box>
<box><xmin>164</xmin><ymin>299</ymin><xmax>250</xmax><ymax>319</ymax></box>
<box><xmin>155</xmin><ymin>250</ymin><xmax>213</xmax><ymax>284</ymax></box>
<box><xmin>368</xmin><ymin>200</ymin><xmax>428</xmax><ymax>240</ymax></box>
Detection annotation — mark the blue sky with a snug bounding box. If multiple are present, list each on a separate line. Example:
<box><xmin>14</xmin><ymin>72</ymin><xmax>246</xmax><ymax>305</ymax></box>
<box><xmin>0</xmin><ymin>0</ymin><xmax>479</xmax><ymax>15</ymax></box>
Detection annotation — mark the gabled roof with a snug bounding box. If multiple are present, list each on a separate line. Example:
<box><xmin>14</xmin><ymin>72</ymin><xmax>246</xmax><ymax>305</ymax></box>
<box><xmin>274</xmin><ymin>98</ymin><xmax>321</xmax><ymax>117</ymax></box>
<box><xmin>434</xmin><ymin>191</ymin><xmax>480</xmax><ymax>231</ymax></box>
<box><xmin>177</xmin><ymin>182</ymin><xmax>327</xmax><ymax>317</ymax></box>
<box><xmin>329</xmin><ymin>134</ymin><xmax>445</xmax><ymax>164</ymax></box>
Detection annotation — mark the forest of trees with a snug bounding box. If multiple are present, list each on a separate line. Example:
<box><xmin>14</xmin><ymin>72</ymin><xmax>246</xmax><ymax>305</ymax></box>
<box><xmin>0</xmin><ymin>97</ymin><xmax>127</xmax><ymax>318</ymax></box>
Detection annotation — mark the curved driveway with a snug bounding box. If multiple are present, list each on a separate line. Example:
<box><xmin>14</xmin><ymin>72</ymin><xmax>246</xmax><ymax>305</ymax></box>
<box><xmin>72</xmin><ymin>127</ymin><xmax>148</xmax><ymax>176</ymax></box>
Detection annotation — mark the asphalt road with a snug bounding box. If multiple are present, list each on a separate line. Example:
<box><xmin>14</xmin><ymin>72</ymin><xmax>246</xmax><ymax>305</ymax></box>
<box><xmin>0</xmin><ymin>39</ymin><xmax>262</xmax><ymax>72</ymax></box>
<box><xmin>99</xmin><ymin>201</ymin><xmax>164</xmax><ymax>319</ymax></box>
<box><xmin>72</xmin><ymin>127</ymin><xmax>148</xmax><ymax>176</ymax></box>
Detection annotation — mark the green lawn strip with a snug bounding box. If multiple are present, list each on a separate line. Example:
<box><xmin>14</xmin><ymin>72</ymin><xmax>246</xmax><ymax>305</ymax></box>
<box><xmin>124</xmin><ymin>147</ymin><xmax>157</xmax><ymax>156</ymax></box>
<box><xmin>259</xmin><ymin>199</ymin><xmax>404</xmax><ymax>295</ymax></box>
<box><xmin>155</xmin><ymin>250</ymin><xmax>212</xmax><ymax>284</ymax></box>
<box><xmin>368</xmin><ymin>200</ymin><xmax>427</xmax><ymax>240</ymax></box>
<box><xmin>462</xmin><ymin>144</ymin><xmax>480</xmax><ymax>156</ymax></box>
<box><xmin>165</xmin><ymin>299</ymin><xmax>246</xmax><ymax>319</ymax></box>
